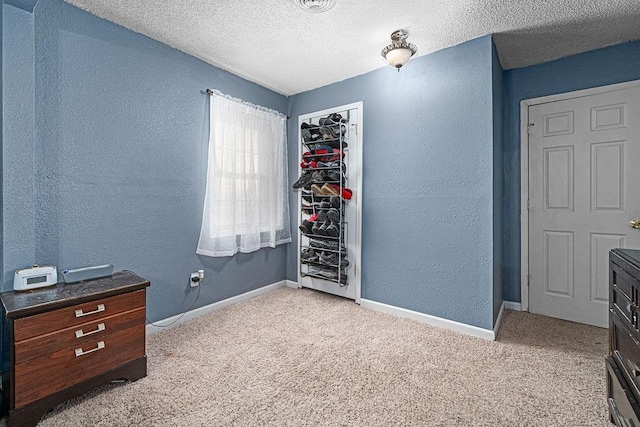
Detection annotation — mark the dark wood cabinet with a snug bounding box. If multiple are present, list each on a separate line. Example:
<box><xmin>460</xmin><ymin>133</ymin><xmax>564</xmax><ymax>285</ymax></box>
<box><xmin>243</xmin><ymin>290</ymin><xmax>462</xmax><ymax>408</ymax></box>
<box><xmin>0</xmin><ymin>270</ymin><xmax>150</xmax><ymax>427</ymax></box>
<box><xmin>609</xmin><ymin>249</ymin><xmax>640</xmax><ymax>426</ymax></box>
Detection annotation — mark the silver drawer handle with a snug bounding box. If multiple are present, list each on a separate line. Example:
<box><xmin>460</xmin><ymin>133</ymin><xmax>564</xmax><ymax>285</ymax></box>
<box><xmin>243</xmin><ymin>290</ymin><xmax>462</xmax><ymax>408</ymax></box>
<box><xmin>75</xmin><ymin>304</ymin><xmax>105</xmax><ymax>318</ymax></box>
<box><xmin>75</xmin><ymin>323</ymin><xmax>105</xmax><ymax>338</ymax></box>
<box><xmin>75</xmin><ymin>341</ymin><xmax>105</xmax><ymax>357</ymax></box>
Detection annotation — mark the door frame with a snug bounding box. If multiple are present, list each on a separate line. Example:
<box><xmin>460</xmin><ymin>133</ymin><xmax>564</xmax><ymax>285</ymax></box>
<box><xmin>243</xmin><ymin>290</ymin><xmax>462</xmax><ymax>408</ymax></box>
<box><xmin>520</xmin><ymin>79</ymin><xmax>640</xmax><ymax>311</ymax></box>
<box><xmin>296</xmin><ymin>101</ymin><xmax>364</xmax><ymax>303</ymax></box>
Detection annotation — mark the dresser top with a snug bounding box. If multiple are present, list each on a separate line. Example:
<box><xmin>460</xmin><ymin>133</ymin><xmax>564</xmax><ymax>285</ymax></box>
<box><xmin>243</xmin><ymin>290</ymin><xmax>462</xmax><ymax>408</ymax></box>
<box><xmin>0</xmin><ymin>270</ymin><xmax>149</xmax><ymax>319</ymax></box>
<box><xmin>612</xmin><ymin>248</ymin><xmax>640</xmax><ymax>269</ymax></box>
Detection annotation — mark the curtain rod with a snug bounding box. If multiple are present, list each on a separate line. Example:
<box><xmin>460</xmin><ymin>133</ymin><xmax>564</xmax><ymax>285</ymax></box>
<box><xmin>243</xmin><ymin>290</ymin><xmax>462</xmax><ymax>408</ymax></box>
<box><xmin>205</xmin><ymin>88</ymin><xmax>290</xmax><ymax>119</ymax></box>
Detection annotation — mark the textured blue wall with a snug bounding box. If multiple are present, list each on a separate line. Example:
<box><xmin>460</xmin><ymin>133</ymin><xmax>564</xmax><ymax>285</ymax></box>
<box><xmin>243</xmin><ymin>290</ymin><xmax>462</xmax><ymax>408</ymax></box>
<box><xmin>503</xmin><ymin>39</ymin><xmax>640</xmax><ymax>302</ymax></box>
<box><xmin>287</xmin><ymin>36</ymin><xmax>496</xmax><ymax>329</ymax></box>
<box><xmin>3</xmin><ymin>0</ymin><xmax>289</xmax><ymax>321</ymax></box>
<box><xmin>492</xmin><ymin>38</ymin><xmax>504</xmax><ymax>323</ymax></box>
<box><xmin>3</xmin><ymin>4</ymin><xmax>35</xmax><ymax>292</ymax></box>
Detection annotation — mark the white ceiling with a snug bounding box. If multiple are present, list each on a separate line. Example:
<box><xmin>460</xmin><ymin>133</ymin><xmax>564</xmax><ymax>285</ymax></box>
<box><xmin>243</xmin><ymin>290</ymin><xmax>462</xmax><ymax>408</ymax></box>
<box><xmin>64</xmin><ymin>0</ymin><xmax>640</xmax><ymax>96</ymax></box>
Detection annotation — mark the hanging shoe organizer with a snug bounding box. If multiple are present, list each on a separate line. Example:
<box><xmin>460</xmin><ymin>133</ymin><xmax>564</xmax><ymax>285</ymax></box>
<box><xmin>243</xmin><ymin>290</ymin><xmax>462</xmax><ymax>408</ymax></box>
<box><xmin>293</xmin><ymin>112</ymin><xmax>353</xmax><ymax>286</ymax></box>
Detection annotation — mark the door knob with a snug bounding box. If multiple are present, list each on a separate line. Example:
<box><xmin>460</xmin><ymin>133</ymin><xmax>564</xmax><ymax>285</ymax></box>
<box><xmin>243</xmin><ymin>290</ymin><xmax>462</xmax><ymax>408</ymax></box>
<box><xmin>631</xmin><ymin>219</ymin><xmax>640</xmax><ymax>229</ymax></box>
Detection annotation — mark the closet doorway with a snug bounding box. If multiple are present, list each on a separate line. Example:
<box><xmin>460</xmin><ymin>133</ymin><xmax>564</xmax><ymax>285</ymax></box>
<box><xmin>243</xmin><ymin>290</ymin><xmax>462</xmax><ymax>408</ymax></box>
<box><xmin>296</xmin><ymin>102</ymin><xmax>363</xmax><ymax>302</ymax></box>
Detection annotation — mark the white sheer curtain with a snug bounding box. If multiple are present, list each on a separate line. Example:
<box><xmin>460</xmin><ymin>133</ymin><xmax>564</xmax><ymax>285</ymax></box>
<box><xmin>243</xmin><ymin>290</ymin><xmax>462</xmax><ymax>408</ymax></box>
<box><xmin>196</xmin><ymin>90</ymin><xmax>291</xmax><ymax>257</ymax></box>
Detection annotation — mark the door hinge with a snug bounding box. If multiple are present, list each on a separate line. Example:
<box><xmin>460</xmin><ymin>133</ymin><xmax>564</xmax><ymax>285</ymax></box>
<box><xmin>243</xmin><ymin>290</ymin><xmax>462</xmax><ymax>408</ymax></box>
<box><xmin>527</xmin><ymin>200</ymin><xmax>530</xmax><ymax>211</ymax></box>
<box><xmin>527</xmin><ymin>123</ymin><xmax>535</xmax><ymax>134</ymax></box>
<box><xmin>527</xmin><ymin>274</ymin><xmax>532</xmax><ymax>287</ymax></box>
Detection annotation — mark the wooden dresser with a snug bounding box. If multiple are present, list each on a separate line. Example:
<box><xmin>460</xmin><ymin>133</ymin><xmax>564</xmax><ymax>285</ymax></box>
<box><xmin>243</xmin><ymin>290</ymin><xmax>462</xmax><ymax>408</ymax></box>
<box><xmin>0</xmin><ymin>270</ymin><xmax>150</xmax><ymax>427</ymax></box>
<box><xmin>609</xmin><ymin>249</ymin><xmax>640</xmax><ymax>426</ymax></box>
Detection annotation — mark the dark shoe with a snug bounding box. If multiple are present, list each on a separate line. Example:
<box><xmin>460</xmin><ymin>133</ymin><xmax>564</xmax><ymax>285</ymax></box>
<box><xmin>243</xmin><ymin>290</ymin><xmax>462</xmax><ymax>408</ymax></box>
<box><xmin>316</xmin><ymin>221</ymin><xmax>330</xmax><ymax>236</ymax></box>
<box><xmin>308</xmin><ymin>266</ymin><xmax>347</xmax><ymax>285</ymax></box>
<box><xmin>326</xmin><ymin>222</ymin><xmax>340</xmax><ymax>237</ymax></box>
<box><xmin>299</xmin><ymin>219</ymin><xmax>315</xmax><ymax>234</ymax></box>
<box><xmin>292</xmin><ymin>172</ymin><xmax>314</xmax><ymax>190</ymax></box>
<box><xmin>327</xmin><ymin>208</ymin><xmax>340</xmax><ymax>222</ymax></box>
<box><xmin>326</xmin><ymin>170</ymin><xmax>342</xmax><ymax>182</ymax></box>
<box><xmin>312</xmin><ymin>171</ymin><xmax>326</xmax><ymax>182</ymax></box>
<box><xmin>301</xmin><ymin>248</ymin><xmax>319</xmax><ymax>262</ymax></box>
<box><xmin>330</xmin><ymin>196</ymin><xmax>341</xmax><ymax>209</ymax></box>
<box><xmin>319</xmin><ymin>200</ymin><xmax>331</xmax><ymax>209</ymax></box>
<box><xmin>311</xmin><ymin>221</ymin><xmax>322</xmax><ymax>235</ymax></box>
<box><xmin>310</xmin><ymin>239</ymin><xmax>346</xmax><ymax>254</ymax></box>
<box><xmin>320</xmin><ymin>251</ymin><xmax>349</xmax><ymax>268</ymax></box>
<box><xmin>317</xmin><ymin>209</ymin><xmax>328</xmax><ymax>222</ymax></box>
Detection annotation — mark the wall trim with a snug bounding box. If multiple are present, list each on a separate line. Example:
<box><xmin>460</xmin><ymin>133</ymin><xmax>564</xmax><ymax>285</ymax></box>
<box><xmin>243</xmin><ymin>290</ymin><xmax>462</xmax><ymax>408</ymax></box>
<box><xmin>146</xmin><ymin>280</ymin><xmax>287</xmax><ymax>335</ymax></box>
<box><xmin>504</xmin><ymin>301</ymin><xmax>522</xmax><ymax>311</ymax></box>
<box><xmin>360</xmin><ymin>299</ymin><xmax>498</xmax><ymax>341</ymax></box>
<box><xmin>285</xmin><ymin>280</ymin><xmax>299</xmax><ymax>288</ymax></box>
<box><xmin>519</xmin><ymin>78</ymin><xmax>640</xmax><ymax>313</ymax></box>
<box><xmin>493</xmin><ymin>301</ymin><xmax>505</xmax><ymax>339</ymax></box>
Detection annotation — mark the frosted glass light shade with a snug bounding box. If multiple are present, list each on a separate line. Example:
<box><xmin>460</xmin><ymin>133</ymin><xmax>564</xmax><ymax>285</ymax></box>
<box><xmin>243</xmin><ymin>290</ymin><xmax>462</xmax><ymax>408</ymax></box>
<box><xmin>384</xmin><ymin>48</ymin><xmax>413</xmax><ymax>69</ymax></box>
<box><xmin>380</xmin><ymin>30</ymin><xmax>417</xmax><ymax>70</ymax></box>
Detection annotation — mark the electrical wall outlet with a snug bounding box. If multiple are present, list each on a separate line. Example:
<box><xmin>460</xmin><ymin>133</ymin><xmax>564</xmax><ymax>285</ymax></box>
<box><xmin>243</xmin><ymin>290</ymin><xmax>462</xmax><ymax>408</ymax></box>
<box><xmin>190</xmin><ymin>272</ymin><xmax>200</xmax><ymax>287</ymax></box>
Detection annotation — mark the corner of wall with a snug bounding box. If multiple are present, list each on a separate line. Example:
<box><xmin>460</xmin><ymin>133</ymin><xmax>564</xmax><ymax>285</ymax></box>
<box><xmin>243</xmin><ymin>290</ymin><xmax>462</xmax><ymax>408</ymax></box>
<box><xmin>2</xmin><ymin>1</ymin><xmax>37</xmax><ymax>291</ymax></box>
<box><xmin>491</xmin><ymin>35</ymin><xmax>505</xmax><ymax>326</ymax></box>
<box><xmin>1</xmin><ymin>0</ymin><xmax>5</xmax><ymax>289</ymax></box>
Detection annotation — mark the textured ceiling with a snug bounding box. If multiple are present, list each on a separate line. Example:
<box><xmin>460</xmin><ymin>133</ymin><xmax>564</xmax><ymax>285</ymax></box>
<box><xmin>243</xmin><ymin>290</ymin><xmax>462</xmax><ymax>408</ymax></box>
<box><xmin>64</xmin><ymin>0</ymin><xmax>640</xmax><ymax>96</ymax></box>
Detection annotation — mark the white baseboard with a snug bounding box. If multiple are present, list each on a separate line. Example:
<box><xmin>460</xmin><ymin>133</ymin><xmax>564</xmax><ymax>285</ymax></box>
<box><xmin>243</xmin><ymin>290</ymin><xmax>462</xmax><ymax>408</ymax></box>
<box><xmin>146</xmin><ymin>280</ymin><xmax>287</xmax><ymax>335</ymax></box>
<box><xmin>504</xmin><ymin>301</ymin><xmax>522</xmax><ymax>311</ymax></box>
<box><xmin>285</xmin><ymin>280</ymin><xmax>299</xmax><ymax>289</ymax></box>
<box><xmin>360</xmin><ymin>299</ymin><xmax>497</xmax><ymax>341</ymax></box>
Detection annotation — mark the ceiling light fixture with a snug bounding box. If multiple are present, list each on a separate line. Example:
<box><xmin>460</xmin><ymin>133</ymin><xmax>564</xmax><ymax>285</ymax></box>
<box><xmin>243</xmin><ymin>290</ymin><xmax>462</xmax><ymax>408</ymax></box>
<box><xmin>381</xmin><ymin>30</ymin><xmax>418</xmax><ymax>71</ymax></box>
<box><xmin>293</xmin><ymin>0</ymin><xmax>337</xmax><ymax>13</ymax></box>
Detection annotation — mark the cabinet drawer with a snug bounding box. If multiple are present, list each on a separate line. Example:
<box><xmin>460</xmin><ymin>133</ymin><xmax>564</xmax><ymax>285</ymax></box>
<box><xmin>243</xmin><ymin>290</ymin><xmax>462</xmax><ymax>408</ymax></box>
<box><xmin>613</xmin><ymin>285</ymin><xmax>635</xmax><ymax>327</ymax></box>
<box><xmin>613</xmin><ymin>263</ymin><xmax>638</xmax><ymax>301</ymax></box>
<box><xmin>612</xmin><ymin>310</ymin><xmax>640</xmax><ymax>401</ymax></box>
<box><xmin>14</xmin><ymin>323</ymin><xmax>145</xmax><ymax>408</ymax></box>
<box><xmin>14</xmin><ymin>307</ymin><xmax>145</xmax><ymax>364</ymax></box>
<box><xmin>607</xmin><ymin>356</ymin><xmax>640</xmax><ymax>427</ymax></box>
<box><xmin>14</xmin><ymin>290</ymin><xmax>145</xmax><ymax>341</ymax></box>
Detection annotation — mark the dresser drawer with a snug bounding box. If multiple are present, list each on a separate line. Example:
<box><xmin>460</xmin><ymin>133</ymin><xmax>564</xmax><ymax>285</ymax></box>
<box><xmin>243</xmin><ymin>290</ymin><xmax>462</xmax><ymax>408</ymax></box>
<box><xmin>607</xmin><ymin>356</ymin><xmax>640</xmax><ymax>427</ymax></box>
<box><xmin>14</xmin><ymin>307</ymin><xmax>145</xmax><ymax>364</ymax></box>
<box><xmin>613</xmin><ymin>262</ymin><xmax>638</xmax><ymax>302</ymax></box>
<box><xmin>612</xmin><ymin>285</ymin><xmax>636</xmax><ymax>327</ymax></box>
<box><xmin>611</xmin><ymin>310</ymin><xmax>640</xmax><ymax>400</ymax></box>
<box><xmin>14</xmin><ymin>290</ymin><xmax>145</xmax><ymax>342</ymax></box>
<box><xmin>14</xmin><ymin>323</ymin><xmax>145</xmax><ymax>408</ymax></box>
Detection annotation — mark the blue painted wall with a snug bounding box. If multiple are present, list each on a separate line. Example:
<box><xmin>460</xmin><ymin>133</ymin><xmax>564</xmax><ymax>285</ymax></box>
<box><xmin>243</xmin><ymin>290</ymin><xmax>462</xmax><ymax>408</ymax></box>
<box><xmin>492</xmin><ymin>38</ymin><xmax>504</xmax><ymax>323</ymax></box>
<box><xmin>2</xmin><ymin>0</ymin><xmax>289</xmax><ymax>322</ymax></box>
<box><xmin>3</xmin><ymin>4</ymin><xmax>35</xmax><ymax>293</ymax></box>
<box><xmin>503</xmin><ymin>39</ymin><xmax>640</xmax><ymax>302</ymax></box>
<box><xmin>287</xmin><ymin>35</ymin><xmax>497</xmax><ymax>329</ymax></box>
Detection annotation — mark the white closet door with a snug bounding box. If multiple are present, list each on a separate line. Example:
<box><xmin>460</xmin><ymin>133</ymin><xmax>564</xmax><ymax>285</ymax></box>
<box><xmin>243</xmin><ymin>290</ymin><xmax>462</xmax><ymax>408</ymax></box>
<box><xmin>528</xmin><ymin>85</ymin><xmax>640</xmax><ymax>327</ymax></box>
<box><xmin>297</xmin><ymin>103</ymin><xmax>363</xmax><ymax>302</ymax></box>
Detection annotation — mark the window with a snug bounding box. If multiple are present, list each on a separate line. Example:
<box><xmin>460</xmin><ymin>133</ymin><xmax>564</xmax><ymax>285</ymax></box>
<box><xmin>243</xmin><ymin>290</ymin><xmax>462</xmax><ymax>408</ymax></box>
<box><xmin>197</xmin><ymin>91</ymin><xmax>291</xmax><ymax>257</ymax></box>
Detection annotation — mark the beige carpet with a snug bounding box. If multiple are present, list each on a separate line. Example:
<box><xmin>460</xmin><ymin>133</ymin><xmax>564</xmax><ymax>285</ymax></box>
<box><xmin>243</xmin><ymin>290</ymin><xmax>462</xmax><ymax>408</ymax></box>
<box><xmin>25</xmin><ymin>287</ymin><xmax>608</xmax><ymax>426</ymax></box>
